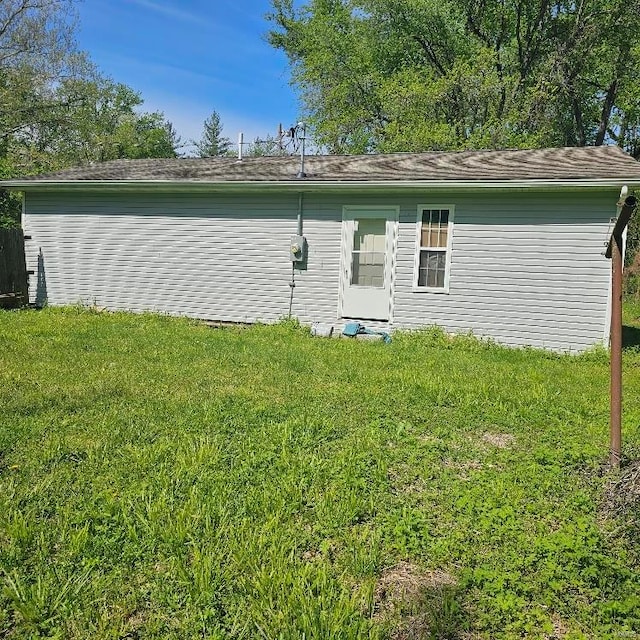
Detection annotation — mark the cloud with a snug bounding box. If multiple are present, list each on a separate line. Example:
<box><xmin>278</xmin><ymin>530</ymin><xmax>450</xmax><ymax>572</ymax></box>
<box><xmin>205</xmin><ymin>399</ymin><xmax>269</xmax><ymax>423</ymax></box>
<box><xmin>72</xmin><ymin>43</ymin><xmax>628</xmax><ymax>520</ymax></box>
<box><xmin>127</xmin><ymin>0</ymin><xmax>213</xmax><ymax>27</ymax></box>
<box><xmin>92</xmin><ymin>51</ymin><xmax>237</xmax><ymax>93</ymax></box>
<box><xmin>123</xmin><ymin>0</ymin><xmax>268</xmax><ymax>57</ymax></box>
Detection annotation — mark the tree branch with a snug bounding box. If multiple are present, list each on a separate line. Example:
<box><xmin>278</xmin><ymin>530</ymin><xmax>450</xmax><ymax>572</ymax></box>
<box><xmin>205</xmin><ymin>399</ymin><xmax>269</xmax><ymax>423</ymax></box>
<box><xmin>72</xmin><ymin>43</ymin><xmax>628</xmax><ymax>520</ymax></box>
<box><xmin>412</xmin><ymin>34</ymin><xmax>447</xmax><ymax>76</ymax></box>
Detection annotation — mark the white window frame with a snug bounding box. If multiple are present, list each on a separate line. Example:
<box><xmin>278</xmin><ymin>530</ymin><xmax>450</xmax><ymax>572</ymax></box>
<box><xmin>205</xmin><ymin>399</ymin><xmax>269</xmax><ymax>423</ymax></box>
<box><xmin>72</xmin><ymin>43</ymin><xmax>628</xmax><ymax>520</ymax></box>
<box><xmin>412</xmin><ymin>204</ymin><xmax>455</xmax><ymax>294</ymax></box>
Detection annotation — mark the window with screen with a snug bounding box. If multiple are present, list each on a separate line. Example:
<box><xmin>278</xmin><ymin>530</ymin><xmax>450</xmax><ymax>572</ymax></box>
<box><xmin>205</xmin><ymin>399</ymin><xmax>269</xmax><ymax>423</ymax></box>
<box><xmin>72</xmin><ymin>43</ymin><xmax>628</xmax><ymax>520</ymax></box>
<box><xmin>350</xmin><ymin>218</ymin><xmax>386</xmax><ymax>288</ymax></box>
<box><xmin>415</xmin><ymin>206</ymin><xmax>453</xmax><ymax>290</ymax></box>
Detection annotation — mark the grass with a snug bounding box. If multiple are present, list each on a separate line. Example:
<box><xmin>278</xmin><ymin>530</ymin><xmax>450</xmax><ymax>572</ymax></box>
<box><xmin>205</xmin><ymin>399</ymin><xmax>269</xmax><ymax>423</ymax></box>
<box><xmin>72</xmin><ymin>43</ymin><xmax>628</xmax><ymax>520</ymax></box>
<box><xmin>1</xmin><ymin>305</ymin><xmax>640</xmax><ymax>639</ymax></box>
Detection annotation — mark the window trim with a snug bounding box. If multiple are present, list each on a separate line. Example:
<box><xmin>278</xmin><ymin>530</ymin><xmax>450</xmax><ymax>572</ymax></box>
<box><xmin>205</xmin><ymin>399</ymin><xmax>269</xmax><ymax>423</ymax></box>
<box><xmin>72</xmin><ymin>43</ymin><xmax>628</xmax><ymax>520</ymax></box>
<box><xmin>412</xmin><ymin>204</ymin><xmax>455</xmax><ymax>294</ymax></box>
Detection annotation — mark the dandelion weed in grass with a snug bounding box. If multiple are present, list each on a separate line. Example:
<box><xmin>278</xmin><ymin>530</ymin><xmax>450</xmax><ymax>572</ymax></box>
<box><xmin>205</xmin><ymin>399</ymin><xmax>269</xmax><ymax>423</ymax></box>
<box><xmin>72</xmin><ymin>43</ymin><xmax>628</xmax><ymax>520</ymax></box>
<box><xmin>1</xmin><ymin>307</ymin><xmax>640</xmax><ymax>638</ymax></box>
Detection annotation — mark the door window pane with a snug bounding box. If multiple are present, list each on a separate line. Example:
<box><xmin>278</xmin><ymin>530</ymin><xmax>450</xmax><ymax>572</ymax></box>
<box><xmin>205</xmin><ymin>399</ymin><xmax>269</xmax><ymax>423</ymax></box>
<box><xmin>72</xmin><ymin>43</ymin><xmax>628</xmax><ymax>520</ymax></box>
<box><xmin>353</xmin><ymin>218</ymin><xmax>386</xmax><ymax>252</ymax></box>
<box><xmin>351</xmin><ymin>218</ymin><xmax>386</xmax><ymax>287</ymax></box>
<box><xmin>352</xmin><ymin>252</ymin><xmax>385</xmax><ymax>287</ymax></box>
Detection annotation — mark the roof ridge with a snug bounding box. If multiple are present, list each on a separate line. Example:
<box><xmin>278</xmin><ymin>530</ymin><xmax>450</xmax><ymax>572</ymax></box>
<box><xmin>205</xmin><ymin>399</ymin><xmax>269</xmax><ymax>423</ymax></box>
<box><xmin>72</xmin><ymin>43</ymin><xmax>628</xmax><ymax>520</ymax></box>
<box><xmin>5</xmin><ymin>145</ymin><xmax>638</xmax><ymax>185</ymax></box>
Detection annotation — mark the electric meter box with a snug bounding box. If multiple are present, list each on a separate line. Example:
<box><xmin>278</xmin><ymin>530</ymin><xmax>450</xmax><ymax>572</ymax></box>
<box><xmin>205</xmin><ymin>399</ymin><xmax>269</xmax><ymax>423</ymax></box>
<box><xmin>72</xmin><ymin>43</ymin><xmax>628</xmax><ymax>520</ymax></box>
<box><xmin>290</xmin><ymin>235</ymin><xmax>307</xmax><ymax>262</ymax></box>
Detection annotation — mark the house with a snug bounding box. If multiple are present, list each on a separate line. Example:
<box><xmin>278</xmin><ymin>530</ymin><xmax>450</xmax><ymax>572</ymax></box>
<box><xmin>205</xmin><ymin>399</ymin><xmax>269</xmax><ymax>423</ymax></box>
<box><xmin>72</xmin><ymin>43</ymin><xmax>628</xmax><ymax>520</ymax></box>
<box><xmin>4</xmin><ymin>146</ymin><xmax>640</xmax><ymax>352</ymax></box>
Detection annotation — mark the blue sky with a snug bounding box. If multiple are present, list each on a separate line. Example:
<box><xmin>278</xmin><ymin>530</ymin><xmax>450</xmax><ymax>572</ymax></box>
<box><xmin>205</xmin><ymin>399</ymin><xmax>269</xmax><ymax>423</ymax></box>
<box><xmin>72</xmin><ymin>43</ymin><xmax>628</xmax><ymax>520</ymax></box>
<box><xmin>75</xmin><ymin>0</ymin><xmax>300</xmax><ymax>154</ymax></box>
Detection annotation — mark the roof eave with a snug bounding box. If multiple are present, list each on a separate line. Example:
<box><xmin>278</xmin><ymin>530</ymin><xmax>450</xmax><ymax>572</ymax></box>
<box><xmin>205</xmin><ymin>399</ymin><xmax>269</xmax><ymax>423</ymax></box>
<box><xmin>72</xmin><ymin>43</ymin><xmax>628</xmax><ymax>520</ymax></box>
<box><xmin>3</xmin><ymin>178</ymin><xmax>640</xmax><ymax>192</ymax></box>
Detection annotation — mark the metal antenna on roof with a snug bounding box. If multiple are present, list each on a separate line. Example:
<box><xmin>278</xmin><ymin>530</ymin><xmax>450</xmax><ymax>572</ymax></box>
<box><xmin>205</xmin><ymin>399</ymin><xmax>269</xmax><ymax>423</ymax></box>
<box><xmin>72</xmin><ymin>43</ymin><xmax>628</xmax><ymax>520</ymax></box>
<box><xmin>296</xmin><ymin>122</ymin><xmax>307</xmax><ymax>179</ymax></box>
<box><xmin>237</xmin><ymin>132</ymin><xmax>244</xmax><ymax>162</ymax></box>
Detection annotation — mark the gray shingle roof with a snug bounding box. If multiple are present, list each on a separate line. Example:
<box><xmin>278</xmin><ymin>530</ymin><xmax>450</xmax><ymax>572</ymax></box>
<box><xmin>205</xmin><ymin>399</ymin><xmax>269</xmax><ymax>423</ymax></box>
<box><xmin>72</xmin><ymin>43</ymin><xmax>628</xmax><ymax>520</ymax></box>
<box><xmin>7</xmin><ymin>146</ymin><xmax>640</xmax><ymax>184</ymax></box>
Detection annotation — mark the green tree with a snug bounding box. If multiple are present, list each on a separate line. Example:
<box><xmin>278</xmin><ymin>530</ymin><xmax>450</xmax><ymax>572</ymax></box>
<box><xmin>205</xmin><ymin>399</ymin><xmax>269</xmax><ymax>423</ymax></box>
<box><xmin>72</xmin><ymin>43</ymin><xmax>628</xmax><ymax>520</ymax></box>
<box><xmin>0</xmin><ymin>0</ymin><xmax>87</xmax><ymax>225</ymax></box>
<box><xmin>0</xmin><ymin>2</ymin><xmax>182</xmax><ymax>225</ymax></box>
<box><xmin>268</xmin><ymin>0</ymin><xmax>640</xmax><ymax>156</ymax></box>
<box><xmin>113</xmin><ymin>113</ymin><xmax>180</xmax><ymax>159</ymax></box>
<box><xmin>194</xmin><ymin>111</ymin><xmax>231</xmax><ymax>157</ymax></box>
<box><xmin>0</xmin><ymin>0</ymin><xmax>86</xmax><ymax>145</ymax></box>
<box><xmin>244</xmin><ymin>133</ymin><xmax>291</xmax><ymax>157</ymax></box>
<box><xmin>50</xmin><ymin>78</ymin><xmax>180</xmax><ymax>163</ymax></box>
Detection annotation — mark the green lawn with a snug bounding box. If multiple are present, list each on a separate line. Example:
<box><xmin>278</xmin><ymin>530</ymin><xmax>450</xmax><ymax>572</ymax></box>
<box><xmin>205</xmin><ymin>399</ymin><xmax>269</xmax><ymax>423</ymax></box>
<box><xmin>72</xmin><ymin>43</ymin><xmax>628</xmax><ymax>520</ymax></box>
<box><xmin>1</xmin><ymin>306</ymin><xmax>640</xmax><ymax>639</ymax></box>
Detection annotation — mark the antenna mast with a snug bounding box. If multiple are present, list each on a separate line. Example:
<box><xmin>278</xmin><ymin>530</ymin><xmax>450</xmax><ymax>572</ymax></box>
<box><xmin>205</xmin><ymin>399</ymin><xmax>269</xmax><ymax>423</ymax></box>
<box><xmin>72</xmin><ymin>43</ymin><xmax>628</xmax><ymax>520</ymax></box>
<box><xmin>237</xmin><ymin>132</ymin><xmax>244</xmax><ymax>162</ymax></box>
<box><xmin>296</xmin><ymin>122</ymin><xmax>307</xmax><ymax>179</ymax></box>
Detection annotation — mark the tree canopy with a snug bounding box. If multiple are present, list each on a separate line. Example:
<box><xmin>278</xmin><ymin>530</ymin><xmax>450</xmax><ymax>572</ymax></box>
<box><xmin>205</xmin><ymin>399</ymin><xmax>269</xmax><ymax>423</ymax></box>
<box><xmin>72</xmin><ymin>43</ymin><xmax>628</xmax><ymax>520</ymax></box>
<box><xmin>0</xmin><ymin>0</ymin><xmax>182</xmax><ymax>225</ymax></box>
<box><xmin>245</xmin><ymin>133</ymin><xmax>293</xmax><ymax>157</ymax></box>
<box><xmin>268</xmin><ymin>0</ymin><xmax>640</xmax><ymax>156</ymax></box>
<box><xmin>194</xmin><ymin>111</ymin><xmax>231</xmax><ymax>157</ymax></box>
<box><xmin>50</xmin><ymin>78</ymin><xmax>181</xmax><ymax>164</ymax></box>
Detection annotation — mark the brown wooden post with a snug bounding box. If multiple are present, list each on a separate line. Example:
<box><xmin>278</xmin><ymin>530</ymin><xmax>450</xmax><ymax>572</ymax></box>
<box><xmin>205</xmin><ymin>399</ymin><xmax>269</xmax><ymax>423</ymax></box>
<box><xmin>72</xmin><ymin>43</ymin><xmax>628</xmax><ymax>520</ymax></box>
<box><xmin>610</xmin><ymin>231</ymin><xmax>623</xmax><ymax>468</ymax></box>
<box><xmin>606</xmin><ymin>194</ymin><xmax>637</xmax><ymax>469</ymax></box>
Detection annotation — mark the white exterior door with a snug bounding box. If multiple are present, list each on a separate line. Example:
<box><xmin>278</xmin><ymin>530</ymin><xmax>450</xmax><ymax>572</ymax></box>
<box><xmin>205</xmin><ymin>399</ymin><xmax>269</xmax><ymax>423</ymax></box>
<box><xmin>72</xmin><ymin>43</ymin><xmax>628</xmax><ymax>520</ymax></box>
<box><xmin>340</xmin><ymin>206</ymin><xmax>398</xmax><ymax>321</ymax></box>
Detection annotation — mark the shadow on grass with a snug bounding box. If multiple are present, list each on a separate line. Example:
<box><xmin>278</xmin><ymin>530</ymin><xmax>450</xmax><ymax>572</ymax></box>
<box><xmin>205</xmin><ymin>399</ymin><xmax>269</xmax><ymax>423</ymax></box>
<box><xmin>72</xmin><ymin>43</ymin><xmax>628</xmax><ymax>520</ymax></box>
<box><xmin>623</xmin><ymin>324</ymin><xmax>640</xmax><ymax>350</ymax></box>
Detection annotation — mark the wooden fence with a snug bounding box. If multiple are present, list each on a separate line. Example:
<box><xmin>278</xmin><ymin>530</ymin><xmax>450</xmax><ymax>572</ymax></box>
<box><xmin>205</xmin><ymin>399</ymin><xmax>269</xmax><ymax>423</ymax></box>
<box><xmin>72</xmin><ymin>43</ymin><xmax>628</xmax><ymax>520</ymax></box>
<box><xmin>0</xmin><ymin>228</ymin><xmax>28</xmax><ymax>308</ymax></box>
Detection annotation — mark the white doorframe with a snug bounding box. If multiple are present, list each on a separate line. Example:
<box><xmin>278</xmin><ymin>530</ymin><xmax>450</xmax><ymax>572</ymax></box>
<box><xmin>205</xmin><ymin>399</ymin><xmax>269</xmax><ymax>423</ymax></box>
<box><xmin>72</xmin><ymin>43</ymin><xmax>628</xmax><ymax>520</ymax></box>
<box><xmin>338</xmin><ymin>205</ymin><xmax>399</xmax><ymax>322</ymax></box>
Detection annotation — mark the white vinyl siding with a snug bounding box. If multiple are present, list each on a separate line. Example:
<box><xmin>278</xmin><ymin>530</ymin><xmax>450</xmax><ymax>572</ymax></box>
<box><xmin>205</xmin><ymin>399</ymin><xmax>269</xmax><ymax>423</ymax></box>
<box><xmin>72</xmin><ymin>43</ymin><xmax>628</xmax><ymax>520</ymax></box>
<box><xmin>22</xmin><ymin>189</ymin><xmax>617</xmax><ymax>352</ymax></box>
<box><xmin>393</xmin><ymin>192</ymin><xmax>614</xmax><ymax>352</ymax></box>
<box><xmin>23</xmin><ymin>193</ymin><xmax>303</xmax><ymax>324</ymax></box>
